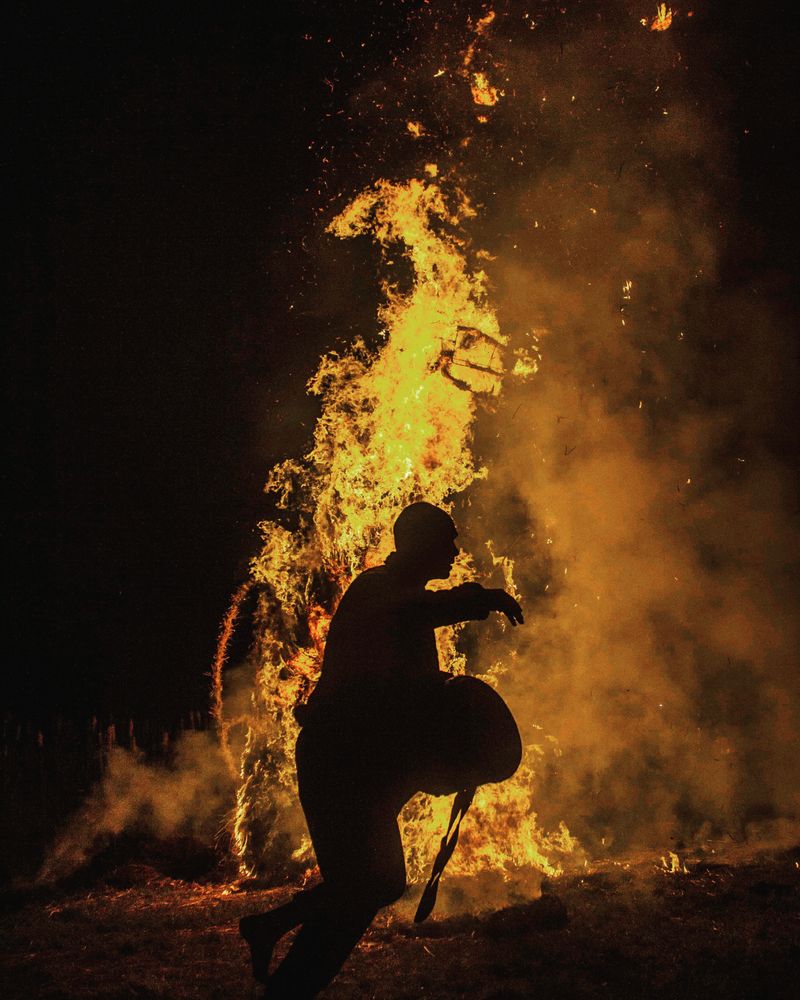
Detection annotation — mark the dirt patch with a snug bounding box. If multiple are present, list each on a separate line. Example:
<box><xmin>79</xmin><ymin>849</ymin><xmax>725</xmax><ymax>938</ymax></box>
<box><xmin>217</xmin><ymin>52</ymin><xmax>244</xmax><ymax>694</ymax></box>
<box><xmin>2</xmin><ymin>850</ymin><xmax>798</xmax><ymax>999</ymax></box>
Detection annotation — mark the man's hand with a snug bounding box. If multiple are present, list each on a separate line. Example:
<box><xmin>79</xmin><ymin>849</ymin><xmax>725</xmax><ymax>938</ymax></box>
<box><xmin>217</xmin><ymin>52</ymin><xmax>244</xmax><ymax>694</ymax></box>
<box><xmin>489</xmin><ymin>589</ymin><xmax>524</xmax><ymax>626</ymax></box>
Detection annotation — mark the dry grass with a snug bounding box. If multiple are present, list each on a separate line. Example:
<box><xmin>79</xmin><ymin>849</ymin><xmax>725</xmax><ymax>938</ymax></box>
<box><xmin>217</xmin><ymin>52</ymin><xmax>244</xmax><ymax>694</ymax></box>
<box><xmin>2</xmin><ymin>848</ymin><xmax>798</xmax><ymax>999</ymax></box>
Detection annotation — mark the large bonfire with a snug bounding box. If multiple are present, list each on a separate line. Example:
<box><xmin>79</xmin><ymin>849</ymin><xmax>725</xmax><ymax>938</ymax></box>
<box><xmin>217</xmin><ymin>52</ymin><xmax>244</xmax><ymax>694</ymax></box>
<box><xmin>214</xmin><ymin>167</ymin><xmax>573</xmax><ymax>886</ymax></box>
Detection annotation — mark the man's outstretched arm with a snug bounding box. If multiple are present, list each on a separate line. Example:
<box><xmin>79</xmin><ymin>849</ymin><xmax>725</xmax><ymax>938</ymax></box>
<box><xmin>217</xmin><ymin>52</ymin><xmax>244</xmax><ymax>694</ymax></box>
<box><xmin>422</xmin><ymin>584</ymin><xmax>524</xmax><ymax>628</ymax></box>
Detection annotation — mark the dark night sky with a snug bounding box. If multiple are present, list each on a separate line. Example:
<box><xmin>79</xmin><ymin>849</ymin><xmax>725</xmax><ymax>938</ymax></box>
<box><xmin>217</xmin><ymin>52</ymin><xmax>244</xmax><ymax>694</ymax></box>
<box><xmin>5</xmin><ymin>2</ymin><xmax>798</xmax><ymax>721</ymax></box>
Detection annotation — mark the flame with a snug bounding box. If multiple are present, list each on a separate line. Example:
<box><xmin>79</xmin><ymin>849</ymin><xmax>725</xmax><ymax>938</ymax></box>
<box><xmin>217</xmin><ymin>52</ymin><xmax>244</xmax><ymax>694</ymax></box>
<box><xmin>660</xmin><ymin>851</ymin><xmax>689</xmax><ymax>874</ymax></box>
<box><xmin>226</xmin><ymin>172</ymin><xmax>575</xmax><ymax>884</ymax></box>
<box><xmin>650</xmin><ymin>4</ymin><xmax>674</xmax><ymax>31</ymax></box>
<box><xmin>463</xmin><ymin>9</ymin><xmax>503</xmax><ymax>108</ymax></box>
<box><xmin>211</xmin><ymin>580</ymin><xmax>254</xmax><ymax>777</ymax></box>
<box><xmin>470</xmin><ymin>72</ymin><xmax>503</xmax><ymax>107</ymax></box>
<box><xmin>219</xmin><ymin>5</ymin><xmax>580</xmax><ymax>896</ymax></box>
<box><xmin>463</xmin><ymin>10</ymin><xmax>497</xmax><ymax>68</ymax></box>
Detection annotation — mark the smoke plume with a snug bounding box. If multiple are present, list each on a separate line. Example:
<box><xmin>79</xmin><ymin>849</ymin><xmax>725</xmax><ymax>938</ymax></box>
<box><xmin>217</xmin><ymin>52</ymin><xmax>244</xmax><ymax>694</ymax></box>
<box><xmin>444</xmin><ymin>7</ymin><xmax>800</xmax><ymax>853</ymax></box>
<box><xmin>37</xmin><ymin>731</ymin><xmax>235</xmax><ymax>884</ymax></box>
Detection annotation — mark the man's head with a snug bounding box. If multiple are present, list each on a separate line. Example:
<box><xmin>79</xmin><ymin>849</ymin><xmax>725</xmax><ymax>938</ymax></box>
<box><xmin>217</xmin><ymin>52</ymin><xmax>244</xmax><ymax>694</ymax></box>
<box><xmin>392</xmin><ymin>502</ymin><xmax>458</xmax><ymax>581</ymax></box>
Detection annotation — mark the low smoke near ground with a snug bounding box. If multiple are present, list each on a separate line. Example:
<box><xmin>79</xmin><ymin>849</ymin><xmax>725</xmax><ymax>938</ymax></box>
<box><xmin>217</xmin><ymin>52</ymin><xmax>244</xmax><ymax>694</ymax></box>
<box><xmin>37</xmin><ymin>731</ymin><xmax>236</xmax><ymax>884</ymax></box>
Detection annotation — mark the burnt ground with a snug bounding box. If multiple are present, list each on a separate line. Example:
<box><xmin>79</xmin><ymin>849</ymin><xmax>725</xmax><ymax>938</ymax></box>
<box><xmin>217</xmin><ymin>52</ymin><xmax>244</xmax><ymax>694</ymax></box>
<box><xmin>2</xmin><ymin>848</ymin><xmax>798</xmax><ymax>1000</ymax></box>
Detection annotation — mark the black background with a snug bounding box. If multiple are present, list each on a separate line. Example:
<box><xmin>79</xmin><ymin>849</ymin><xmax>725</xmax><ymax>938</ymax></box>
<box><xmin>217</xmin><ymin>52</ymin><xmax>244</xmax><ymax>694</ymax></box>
<box><xmin>5</xmin><ymin>1</ymin><xmax>797</xmax><ymax>721</ymax></box>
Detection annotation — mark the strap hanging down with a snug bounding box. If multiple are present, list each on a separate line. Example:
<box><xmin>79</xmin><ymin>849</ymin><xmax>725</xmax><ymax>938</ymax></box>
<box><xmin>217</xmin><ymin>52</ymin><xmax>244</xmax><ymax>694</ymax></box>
<box><xmin>414</xmin><ymin>786</ymin><xmax>476</xmax><ymax>923</ymax></box>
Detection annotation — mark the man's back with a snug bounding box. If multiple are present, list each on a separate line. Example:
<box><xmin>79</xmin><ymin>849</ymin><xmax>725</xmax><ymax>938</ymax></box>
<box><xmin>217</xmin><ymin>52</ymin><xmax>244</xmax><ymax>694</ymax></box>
<box><xmin>303</xmin><ymin>561</ymin><xmax>442</xmax><ymax>728</ymax></box>
<box><xmin>303</xmin><ymin>552</ymin><xmax>501</xmax><ymax>725</ymax></box>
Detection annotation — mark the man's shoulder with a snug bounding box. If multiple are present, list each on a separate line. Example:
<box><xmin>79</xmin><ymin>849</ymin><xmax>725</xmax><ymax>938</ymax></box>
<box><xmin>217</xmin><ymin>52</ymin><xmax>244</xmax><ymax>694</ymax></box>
<box><xmin>338</xmin><ymin>563</ymin><xmax>419</xmax><ymax>614</ymax></box>
<box><xmin>343</xmin><ymin>564</ymin><xmax>391</xmax><ymax>598</ymax></box>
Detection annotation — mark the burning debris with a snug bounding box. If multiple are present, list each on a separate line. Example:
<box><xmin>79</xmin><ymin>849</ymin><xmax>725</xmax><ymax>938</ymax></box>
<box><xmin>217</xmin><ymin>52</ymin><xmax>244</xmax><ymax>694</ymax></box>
<box><xmin>649</xmin><ymin>5</ymin><xmax>674</xmax><ymax>32</ymax></box>
<box><xmin>470</xmin><ymin>71</ymin><xmax>503</xmax><ymax>108</ymax></box>
<box><xmin>463</xmin><ymin>10</ymin><xmax>504</xmax><ymax>108</ymax></box>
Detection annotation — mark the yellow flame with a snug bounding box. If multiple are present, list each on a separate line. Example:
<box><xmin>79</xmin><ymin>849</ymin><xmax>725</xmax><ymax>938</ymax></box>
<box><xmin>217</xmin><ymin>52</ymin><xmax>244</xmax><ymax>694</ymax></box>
<box><xmin>660</xmin><ymin>851</ymin><xmax>688</xmax><ymax>873</ymax></box>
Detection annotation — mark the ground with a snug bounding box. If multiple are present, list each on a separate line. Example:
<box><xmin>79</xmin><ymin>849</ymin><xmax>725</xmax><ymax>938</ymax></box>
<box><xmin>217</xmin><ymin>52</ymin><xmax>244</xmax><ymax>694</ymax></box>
<box><xmin>2</xmin><ymin>848</ymin><xmax>798</xmax><ymax>999</ymax></box>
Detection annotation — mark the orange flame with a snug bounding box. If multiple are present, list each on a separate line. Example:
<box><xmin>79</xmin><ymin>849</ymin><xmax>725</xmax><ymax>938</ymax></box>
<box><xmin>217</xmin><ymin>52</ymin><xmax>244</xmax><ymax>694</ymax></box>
<box><xmin>211</xmin><ymin>580</ymin><xmax>254</xmax><ymax>777</ymax></box>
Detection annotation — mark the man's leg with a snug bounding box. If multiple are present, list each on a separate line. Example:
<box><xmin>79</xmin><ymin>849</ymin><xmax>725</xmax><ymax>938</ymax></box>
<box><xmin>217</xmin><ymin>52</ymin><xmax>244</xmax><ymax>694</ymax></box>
<box><xmin>239</xmin><ymin>726</ymin><xmax>334</xmax><ymax>984</ymax></box>
<box><xmin>239</xmin><ymin>882</ymin><xmax>327</xmax><ymax>984</ymax></box>
<box><xmin>253</xmin><ymin>727</ymin><xmax>407</xmax><ymax>995</ymax></box>
<box><xmin>265</xmin><ymin>893</ymin><xmax>380</xmax><ymax>999</ymax></box>
<box><xmin>266</xmin><ymin>803</ymin><xmax>407</xmax><ymax>998</ymax></box>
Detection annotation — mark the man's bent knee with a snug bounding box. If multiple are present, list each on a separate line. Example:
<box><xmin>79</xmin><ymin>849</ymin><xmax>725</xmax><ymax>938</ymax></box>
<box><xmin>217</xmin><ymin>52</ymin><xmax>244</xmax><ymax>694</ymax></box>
<box><xmin>347</xmin><ymin>870</ymin><xmax>406</xmax><ymax>910</ymax></box>
<box><xmin>372</xmin><ymin>872</ymin><xmax>407</xmax><ymax>908</ymax></box>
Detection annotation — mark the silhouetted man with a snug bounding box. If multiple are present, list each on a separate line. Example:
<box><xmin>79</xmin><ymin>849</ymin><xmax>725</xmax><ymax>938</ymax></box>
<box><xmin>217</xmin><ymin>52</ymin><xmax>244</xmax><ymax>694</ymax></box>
<box><xmin>240</xmin><ymin>501</ymin><xmax>523</xmax><ymax>997</ymax></box>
